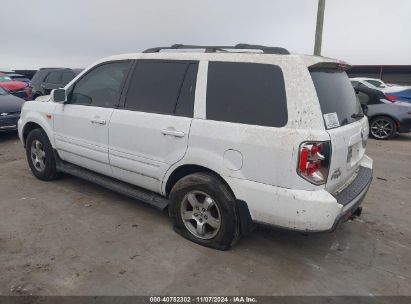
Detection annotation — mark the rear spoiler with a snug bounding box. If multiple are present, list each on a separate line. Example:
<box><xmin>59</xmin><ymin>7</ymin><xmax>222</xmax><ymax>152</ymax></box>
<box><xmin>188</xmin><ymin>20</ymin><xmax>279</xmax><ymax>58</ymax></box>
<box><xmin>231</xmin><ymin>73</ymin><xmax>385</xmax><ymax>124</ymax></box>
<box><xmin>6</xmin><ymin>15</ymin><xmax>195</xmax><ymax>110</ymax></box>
<box><xmin>308</xmin><ymin>61</ymin><xmax>351</xmax><ymax>71</ymax></box>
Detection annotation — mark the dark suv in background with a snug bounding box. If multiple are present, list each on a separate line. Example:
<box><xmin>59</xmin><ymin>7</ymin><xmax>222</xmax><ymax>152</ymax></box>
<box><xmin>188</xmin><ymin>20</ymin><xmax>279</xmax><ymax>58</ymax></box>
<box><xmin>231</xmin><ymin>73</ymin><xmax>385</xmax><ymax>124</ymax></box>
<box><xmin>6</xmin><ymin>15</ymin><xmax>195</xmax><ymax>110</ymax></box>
<box><xmin>29</xmin><ymin>68</ymin><xmax>82</xmax><ymax>100</ymax></box>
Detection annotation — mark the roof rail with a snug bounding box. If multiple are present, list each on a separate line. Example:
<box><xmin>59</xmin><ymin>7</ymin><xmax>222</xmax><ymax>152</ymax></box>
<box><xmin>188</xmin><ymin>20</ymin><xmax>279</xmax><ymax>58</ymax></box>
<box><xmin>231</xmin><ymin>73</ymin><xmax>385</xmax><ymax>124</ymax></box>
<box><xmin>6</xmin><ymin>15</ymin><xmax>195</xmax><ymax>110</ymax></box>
<box><xmin>143</xmin><ymin>44</ymin><xmax>290</xmax><ymax>55</ymax></box>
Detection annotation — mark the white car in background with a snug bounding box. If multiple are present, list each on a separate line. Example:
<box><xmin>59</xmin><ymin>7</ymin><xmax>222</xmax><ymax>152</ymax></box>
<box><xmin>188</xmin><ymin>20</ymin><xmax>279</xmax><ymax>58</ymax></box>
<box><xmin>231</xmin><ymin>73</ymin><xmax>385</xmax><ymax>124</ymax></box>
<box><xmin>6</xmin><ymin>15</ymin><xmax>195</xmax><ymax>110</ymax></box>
<box><xmin>350</xmin><ymin>77</ymin><xmax>410</xmax><ymax>93</ymax></box>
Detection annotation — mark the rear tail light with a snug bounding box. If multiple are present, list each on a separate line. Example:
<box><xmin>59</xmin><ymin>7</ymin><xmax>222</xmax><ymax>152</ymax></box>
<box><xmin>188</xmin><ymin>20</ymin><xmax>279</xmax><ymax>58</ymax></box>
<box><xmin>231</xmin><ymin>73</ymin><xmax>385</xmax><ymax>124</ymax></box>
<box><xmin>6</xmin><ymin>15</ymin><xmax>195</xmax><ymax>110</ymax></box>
<box><xmin>297</xmin><ymin>141</ymin><xmax>331</xmax><ymax>185</ymax></box>
<box><xmin>386</xmin><ymin>95</ymin><xmax>398</xmax><ymax>102</ymax></box>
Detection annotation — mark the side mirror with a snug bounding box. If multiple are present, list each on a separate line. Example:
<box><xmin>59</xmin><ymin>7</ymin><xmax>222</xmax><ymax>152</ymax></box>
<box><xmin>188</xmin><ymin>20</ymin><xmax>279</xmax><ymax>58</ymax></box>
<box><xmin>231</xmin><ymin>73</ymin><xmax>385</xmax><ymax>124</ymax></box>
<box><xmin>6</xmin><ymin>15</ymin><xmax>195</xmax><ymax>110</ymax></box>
<box><xmin>51</xmin><ymin>88</ymin><xmax>67</xmax><ymax>103</ymax></box>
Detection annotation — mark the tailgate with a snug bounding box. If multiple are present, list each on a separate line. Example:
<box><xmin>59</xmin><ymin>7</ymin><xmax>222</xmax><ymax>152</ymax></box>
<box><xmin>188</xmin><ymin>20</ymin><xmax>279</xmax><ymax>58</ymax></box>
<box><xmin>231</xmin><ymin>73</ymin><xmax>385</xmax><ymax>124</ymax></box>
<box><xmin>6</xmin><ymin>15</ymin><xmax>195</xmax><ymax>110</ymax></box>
<box><xmin>309</xmin><ymin>68</ymin><xmax>369</xmax><ymax>193</ymax></box>
<box><xmin>326</xmin><ymin>117</ymin><xmax>369</xmax><ymax>193</ymax></box>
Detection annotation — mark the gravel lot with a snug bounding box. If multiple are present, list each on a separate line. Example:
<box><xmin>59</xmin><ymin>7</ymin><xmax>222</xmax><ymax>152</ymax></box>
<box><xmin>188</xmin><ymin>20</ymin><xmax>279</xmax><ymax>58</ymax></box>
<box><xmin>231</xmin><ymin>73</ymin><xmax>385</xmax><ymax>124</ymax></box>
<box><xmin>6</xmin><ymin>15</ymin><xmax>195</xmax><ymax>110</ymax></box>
<box><xmin>0</xmin><ymin>132</ymin><xmax>410</xmax><ymax>296</ymax></box>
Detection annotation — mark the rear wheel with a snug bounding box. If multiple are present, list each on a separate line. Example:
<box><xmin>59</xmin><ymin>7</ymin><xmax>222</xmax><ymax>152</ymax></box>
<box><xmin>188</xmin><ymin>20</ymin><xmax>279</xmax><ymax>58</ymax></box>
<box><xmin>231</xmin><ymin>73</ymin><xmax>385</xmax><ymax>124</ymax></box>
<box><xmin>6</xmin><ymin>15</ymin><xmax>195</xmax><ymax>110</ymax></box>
<box><xmin>25</xmin><ymin>129</ymin><xmax>59</xmax><ymax>181</ymax></box>
<box><xmin>370</xmin><ymin>116</ymin><xmax>396</xmax><ymax>140</ymax></box>
<box><xmin>170</xmin><ymin>172</ymin><xmax>239</xmax><ymax>250</ymax></box>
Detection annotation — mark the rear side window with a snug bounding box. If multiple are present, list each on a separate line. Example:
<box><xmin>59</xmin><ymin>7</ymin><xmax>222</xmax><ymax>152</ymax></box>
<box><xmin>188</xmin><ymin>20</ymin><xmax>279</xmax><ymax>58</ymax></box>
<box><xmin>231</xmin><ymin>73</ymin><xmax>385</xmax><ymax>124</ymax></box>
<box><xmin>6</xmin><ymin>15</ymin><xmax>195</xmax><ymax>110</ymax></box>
<box><xmin>30</xmin><ymin>70</ymin><xmax>48</xmax><ymax>84</ymax></box>
<box><xmin>125</xmin><ymin>60</ymin><xmax>198</xmax><ymax>117</ymax></box>
<box><xmin>310</xmin><ymin>70</ymin><xmax>363</xmax><ymax>129</ymax></box>
<box><xmin>45</xmin><ymin>71</ymin><xmax>62</xmax><ymax>84</ymax></box>
<box><xmin>206</xmin><ymin>62</ymin><xmax>288</xmax><ymax>127</ymax></box>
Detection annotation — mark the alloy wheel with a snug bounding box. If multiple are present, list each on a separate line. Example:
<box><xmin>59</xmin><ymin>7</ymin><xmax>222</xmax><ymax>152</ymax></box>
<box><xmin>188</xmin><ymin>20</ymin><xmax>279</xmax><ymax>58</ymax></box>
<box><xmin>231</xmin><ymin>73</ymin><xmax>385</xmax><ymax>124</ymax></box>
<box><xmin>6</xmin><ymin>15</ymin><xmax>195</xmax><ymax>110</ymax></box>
<box><xmin>30</xmin><ymin>139</ymin><xmax>46</xmax><ymax>172</ymax></box>
<box><xmin>180</xmin><ymin>191</ymin><xmax>222</xmax><ymax>240</ymax></box>
<box><xmin>370</xmin><ymin>118</ymin><xmax>394</xmax><ymax>139</ymax></box>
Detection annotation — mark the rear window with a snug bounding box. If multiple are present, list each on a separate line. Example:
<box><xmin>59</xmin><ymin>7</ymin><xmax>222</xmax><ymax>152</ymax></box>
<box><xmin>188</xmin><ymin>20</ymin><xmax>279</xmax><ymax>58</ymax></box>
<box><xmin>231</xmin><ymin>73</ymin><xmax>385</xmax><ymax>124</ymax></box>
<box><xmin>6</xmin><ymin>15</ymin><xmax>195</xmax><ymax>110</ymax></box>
<box><xmin>310</xmin><ymin>70</ymin><xmax>363</xmax><ymax>129</ymax></box>
<box><xmin>45</xmin><ymin>71</ymin><xmax>62</xmax><ymax>84</ymax></box>
<box><xmin>206</xmin><ymin>62</ymin><xmax>288</xmax><ymax>127</ymax></box>
<box><xmin>30</xmin><ymin>70</ymin><xmax>48</xmax><ymax>84</ymax></box>
<box><xmin>365</xmin><ymin>79</ymin><xmax>386</xmax><ymax>88</ymax></box>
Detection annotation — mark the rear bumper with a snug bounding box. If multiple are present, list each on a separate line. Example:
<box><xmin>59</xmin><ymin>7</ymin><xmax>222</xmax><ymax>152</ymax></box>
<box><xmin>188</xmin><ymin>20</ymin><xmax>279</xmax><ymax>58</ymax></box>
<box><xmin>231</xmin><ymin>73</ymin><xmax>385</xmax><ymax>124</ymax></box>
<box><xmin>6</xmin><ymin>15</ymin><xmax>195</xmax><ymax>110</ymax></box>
<box><xmin>227</xmin><ymin>156</ymin><xmax>373</xmax><ymax>232</ymax></box>
<box><xmin>328</xmin><ymin>169</ymin><xmax>372</xmax><ymax>231</ymax></box>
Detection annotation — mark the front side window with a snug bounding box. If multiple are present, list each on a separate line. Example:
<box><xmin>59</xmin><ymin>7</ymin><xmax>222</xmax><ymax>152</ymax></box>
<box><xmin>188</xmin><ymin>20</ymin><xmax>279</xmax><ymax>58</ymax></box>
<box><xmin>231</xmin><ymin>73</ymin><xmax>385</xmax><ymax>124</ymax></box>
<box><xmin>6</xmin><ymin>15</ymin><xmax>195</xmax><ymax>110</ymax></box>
<box><xmin>69</xmin><ymin>61</ymin><xmax>130</xmax><ymax>108</ymax></box>
<box><xmin>124</xmin><ymin>60</ymin><xmax>198</xmax><ymax>117</ymax></box>
<box><xmin>206</xmin><ymin>61</ymin><xmax>288</xmax><ymax>127</ymax></box>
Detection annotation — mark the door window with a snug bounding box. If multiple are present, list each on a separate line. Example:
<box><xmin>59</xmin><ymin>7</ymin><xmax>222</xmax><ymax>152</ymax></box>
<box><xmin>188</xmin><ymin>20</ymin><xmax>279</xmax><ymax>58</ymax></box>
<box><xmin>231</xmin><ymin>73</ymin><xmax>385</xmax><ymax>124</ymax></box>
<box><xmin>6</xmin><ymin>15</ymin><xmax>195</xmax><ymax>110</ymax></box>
<box><xmin>206</xmin><ymin>61</ymin><xmax>288</xmax><ymax>127</ymax></box>
<box><xmin>69</xmin><ymin>62</ymin><xmax>130</xmax><ymax>108</ymax></box>
<box><xmin>45</xmin><ymin>71</ymin><xmax>62</xmax><ymax>84</ymax></box>
<box><xmin>124</xmin><ymin>60</ymin><xmax>198</xmax><ymax>117</ymax></box>
<box><xmin>61</xmin><ymin>71</ymin><xmax>75</xmax><ymax>85</ymax></box>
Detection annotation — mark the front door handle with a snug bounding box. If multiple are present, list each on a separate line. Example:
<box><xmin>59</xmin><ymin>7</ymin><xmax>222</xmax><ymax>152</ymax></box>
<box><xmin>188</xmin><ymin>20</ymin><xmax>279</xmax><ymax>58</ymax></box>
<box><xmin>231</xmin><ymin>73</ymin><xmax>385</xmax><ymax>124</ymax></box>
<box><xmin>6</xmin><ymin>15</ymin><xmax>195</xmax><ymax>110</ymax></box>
<box><xmin>90</xmin><ymin>118</ymin><xmax>107</xmax><ymax>125</ymax></box>
<box><xmin>161</xmin><ymin>128</ymin><xmax>185</xmax><ymax>138</ymax></box>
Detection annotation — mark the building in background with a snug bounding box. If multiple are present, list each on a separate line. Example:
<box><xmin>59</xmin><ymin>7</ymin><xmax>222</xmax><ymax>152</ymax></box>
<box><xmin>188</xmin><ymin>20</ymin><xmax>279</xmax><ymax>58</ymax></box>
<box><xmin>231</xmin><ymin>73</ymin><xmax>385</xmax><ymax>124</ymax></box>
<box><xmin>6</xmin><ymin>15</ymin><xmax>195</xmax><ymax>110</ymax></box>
<box><xmin>347</xmin><ymin>65</ymin><xmax>411</xmax><ymax>86</ymax></box>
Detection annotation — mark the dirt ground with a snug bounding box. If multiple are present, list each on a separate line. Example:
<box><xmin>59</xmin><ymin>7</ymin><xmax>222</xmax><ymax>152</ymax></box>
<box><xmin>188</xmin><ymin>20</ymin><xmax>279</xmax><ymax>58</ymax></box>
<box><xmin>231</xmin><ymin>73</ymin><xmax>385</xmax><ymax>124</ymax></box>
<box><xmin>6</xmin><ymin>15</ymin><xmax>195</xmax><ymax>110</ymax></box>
<box><xmin>0</xmin><ymin>132</ymin><xmax>410</xmax><ymax>296</ymax></box>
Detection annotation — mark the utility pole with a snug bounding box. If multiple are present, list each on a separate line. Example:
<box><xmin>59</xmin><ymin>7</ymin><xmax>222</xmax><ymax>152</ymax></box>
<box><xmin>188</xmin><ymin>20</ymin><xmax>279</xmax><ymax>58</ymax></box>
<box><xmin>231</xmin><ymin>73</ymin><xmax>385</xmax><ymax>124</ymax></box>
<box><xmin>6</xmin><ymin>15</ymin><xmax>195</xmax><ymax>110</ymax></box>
<box><xmin>314</xmin><ymin>0</ymin><xmax>326</xmax><ymax>56</ymax></box>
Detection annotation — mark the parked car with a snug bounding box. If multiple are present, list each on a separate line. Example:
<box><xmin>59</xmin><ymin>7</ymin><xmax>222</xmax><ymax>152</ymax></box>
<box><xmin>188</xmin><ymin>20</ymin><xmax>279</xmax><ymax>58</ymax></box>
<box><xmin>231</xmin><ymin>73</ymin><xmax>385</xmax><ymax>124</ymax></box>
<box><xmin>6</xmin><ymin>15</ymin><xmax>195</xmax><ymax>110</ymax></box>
<box><xmin>0</xmin><ymin>73</ymin><xmax>31</xmax><ymax>100</ymax></box>
<box><xmin>354</xmin><ymin>86</ymin><xmax>411</xmax><ymax>139</ymax></box>
<box><xmin>0</xmin><ymin>87</ymin><xmax>25</xmax><ymax>132</ymax></box>
<box><xmin>350</xmin><ymin>77</ymin><xmax>410</xmax><ymax>94</ymax></box>
<box><xmin>383</xmin><ymin>88</ymin><xmax>411</xmax><ymax>104</ymax></box>
<box><xmin>29</xmin><ymin>68</ymin><xmax>82</xmax><ymax>100</ymax></box>
<box><xmin>6</xmin><ymin>73</ymin><xmax>31</xmax><ymax>84</ymax></box>
<box><xmin>18</xmin><ymin>44</ymin><xmax>373</xmax><ymax>250</ymax></box>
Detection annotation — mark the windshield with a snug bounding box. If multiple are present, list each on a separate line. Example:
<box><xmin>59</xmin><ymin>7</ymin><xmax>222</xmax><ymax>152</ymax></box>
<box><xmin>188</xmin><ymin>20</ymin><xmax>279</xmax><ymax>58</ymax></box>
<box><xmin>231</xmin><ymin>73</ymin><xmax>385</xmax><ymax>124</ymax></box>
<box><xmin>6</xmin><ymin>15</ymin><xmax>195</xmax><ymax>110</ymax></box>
<box><xmin>0</xmin><ymin>75</ymin><xmax>12</xmax><ymax>82</ymax></box>
<box><xmin>310</xmin><ymin>70</ymin><xmax>363</xmax><ymax>129</ymax></box>
<box><xmin>0</xmin><ymin>87</ymin><xmax>8</xmax><ymax>95</ymax></box>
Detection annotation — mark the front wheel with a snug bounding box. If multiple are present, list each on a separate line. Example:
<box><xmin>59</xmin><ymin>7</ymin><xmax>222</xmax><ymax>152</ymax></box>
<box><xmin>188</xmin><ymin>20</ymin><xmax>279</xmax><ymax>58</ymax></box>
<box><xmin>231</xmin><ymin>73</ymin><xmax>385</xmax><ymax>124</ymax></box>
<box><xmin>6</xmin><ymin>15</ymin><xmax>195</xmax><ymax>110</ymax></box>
<box><xmin>170</xmin><ymin>172</ymin><xmax>239</xmax><ymax>250</ymax></box>
<box><xmin>25</xmin><ymin>128</ymin><xmax>59</xmax><ymax>181</ymax></box>
<box><xmin>370</xmin><ymin>116</ymin><xmax>396</xmax><ymax>140</ymax></box>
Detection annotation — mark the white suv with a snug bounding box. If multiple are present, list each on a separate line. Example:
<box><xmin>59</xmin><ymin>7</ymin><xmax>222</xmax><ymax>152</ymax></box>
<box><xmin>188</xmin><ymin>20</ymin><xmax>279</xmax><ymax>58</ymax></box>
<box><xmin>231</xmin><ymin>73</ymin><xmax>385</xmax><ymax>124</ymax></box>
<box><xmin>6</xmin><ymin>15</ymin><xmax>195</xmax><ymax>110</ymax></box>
<box><xmin>18</xmin><ymin>44</ymin><xmax>373</xmax><ymax>250</ymax></box>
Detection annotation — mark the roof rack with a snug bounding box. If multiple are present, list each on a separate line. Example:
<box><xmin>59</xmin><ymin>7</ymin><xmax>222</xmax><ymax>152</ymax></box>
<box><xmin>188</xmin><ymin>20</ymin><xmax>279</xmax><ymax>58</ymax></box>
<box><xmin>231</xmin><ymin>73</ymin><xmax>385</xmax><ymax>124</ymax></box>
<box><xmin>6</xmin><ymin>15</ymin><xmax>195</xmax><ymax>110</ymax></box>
<box><xmin>143</xmin><ymin>44</ymin><xmax>290</xmax><ymax>55</ymax></box>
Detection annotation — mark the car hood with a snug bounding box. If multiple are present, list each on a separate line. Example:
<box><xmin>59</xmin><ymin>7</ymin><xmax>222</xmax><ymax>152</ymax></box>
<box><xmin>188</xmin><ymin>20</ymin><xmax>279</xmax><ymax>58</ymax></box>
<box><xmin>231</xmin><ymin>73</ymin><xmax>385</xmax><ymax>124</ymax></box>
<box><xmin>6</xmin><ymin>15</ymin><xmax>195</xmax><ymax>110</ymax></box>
<box><xmin>0</xmin><ymin>81</ymin><xmax>27</xmax><ymax>91</ymax></box>
<box><xmin>0</xmin><ymin>94</ymin><xmax>25</xmax><ymax>112</ymax></box>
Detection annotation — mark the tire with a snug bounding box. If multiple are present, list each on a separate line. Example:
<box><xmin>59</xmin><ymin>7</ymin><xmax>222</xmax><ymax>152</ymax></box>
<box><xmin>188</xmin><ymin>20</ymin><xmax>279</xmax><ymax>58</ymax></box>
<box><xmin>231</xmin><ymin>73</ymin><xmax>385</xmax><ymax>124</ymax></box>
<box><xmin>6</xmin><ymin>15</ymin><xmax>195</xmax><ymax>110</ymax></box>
<box><xmin>25</xmin><ymin>128</ymin><xmax>60</xmax><ymax>181</ymax></box>
<box><xmin>169</xmin><ymin>172</ymin><xmax>239</xmax><ymax>250</ymax></box>
<box><xmin>370</xmin><ymin>116</ymin><xmax>396</xmax><ymax>140</ymax></box>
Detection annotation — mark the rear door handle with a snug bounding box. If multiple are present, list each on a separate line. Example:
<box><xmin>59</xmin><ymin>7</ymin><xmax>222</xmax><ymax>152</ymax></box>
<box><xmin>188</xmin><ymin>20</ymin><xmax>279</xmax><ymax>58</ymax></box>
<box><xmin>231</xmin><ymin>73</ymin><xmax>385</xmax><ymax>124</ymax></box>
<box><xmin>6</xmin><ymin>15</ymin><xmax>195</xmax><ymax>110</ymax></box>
<box><xmin>161</xmin><ymin>128</ymin><xmax>185</xmax><ymax>138</ymax></box>
<box><xmin>90</xmin><ymin>118</ymin><xmax>107</xmax><ymax>125</ymax></box>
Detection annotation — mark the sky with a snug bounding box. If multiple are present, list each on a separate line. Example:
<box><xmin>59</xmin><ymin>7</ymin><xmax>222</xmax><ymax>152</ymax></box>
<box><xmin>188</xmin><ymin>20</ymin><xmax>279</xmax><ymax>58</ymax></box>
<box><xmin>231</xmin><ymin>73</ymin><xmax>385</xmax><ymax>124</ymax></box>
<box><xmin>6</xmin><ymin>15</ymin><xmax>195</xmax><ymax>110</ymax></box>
<box><xmin>1</xmin><ymin>0</ymin><xmax>410</xmax><ymax>69</ymax></box>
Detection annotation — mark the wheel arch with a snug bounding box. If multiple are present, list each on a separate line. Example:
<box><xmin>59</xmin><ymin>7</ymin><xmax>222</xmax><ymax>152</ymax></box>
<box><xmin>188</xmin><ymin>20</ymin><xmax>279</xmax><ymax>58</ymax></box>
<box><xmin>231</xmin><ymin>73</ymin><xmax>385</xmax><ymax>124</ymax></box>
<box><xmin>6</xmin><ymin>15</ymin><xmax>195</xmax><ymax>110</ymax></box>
<box><xmin>164</xmin><ymin>163</ymin><xmax>255</xmax><ymax>237</ymax></box>
<box><xmin>163</xmin><ymin>164</ymin><xmax>235</xmax><ymax>199</ymax></box>
<box><xmin>368</xmin><ymin>114</ymin><xmax>399</xmax><ymax>131</ymax></box>
<box><xmin>21</xmin><ymin>117</ymin><xmax>54</xmax><ymax>148</ymax></box>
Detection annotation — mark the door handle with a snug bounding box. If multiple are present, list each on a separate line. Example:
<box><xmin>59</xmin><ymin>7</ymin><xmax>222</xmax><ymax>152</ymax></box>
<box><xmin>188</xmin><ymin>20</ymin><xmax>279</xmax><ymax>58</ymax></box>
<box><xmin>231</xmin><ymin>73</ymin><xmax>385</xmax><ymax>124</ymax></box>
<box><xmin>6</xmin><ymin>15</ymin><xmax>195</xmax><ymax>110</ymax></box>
<box><xmin>90</xmin><ymin>118</ymin><xmax>107</xmax><ymax>125</ymax></box>
<box><xmin>161</xmin><ymin>128</ymin><xmax>185</xmax><ymax>138</ymax></box>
